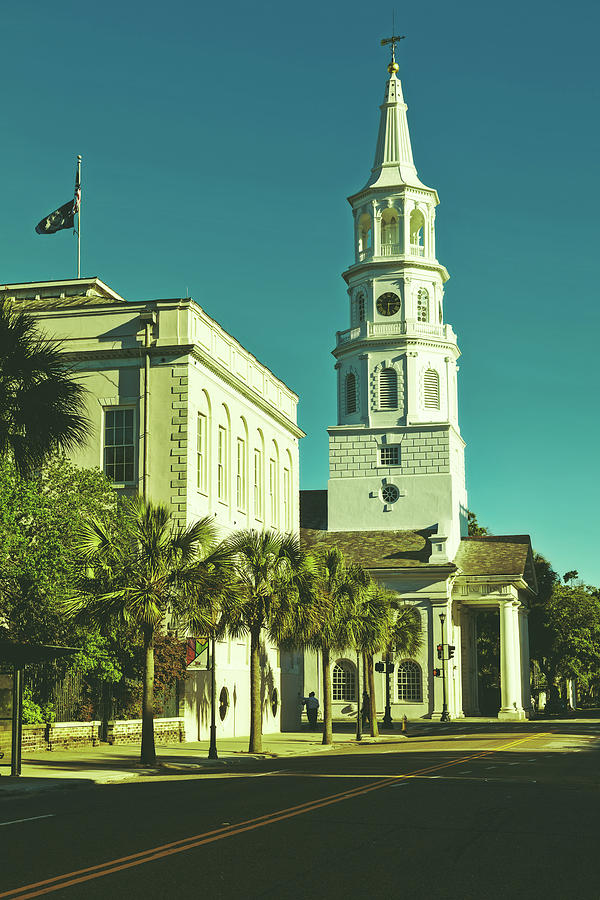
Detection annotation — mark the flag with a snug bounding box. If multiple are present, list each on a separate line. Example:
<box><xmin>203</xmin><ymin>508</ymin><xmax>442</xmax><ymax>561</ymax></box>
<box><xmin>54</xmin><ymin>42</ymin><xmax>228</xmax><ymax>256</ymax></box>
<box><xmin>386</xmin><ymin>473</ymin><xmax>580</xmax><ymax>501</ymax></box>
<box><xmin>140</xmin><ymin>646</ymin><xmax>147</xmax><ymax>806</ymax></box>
<box><xmin>35</xmin><ymin>199</ymin><xmax>75</xmax><ymax>234</ymax></box>
<box><xmin>35</xmin><ymin>162</ymin><xmax>80</xmax><ymax>235</ymax></box>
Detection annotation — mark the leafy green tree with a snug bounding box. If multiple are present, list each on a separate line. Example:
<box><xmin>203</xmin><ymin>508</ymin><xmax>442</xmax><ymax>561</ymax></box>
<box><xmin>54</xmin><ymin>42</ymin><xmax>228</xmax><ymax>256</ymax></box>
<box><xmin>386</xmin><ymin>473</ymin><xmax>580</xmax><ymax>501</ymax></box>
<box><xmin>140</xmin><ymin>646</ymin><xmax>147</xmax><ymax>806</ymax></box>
<box><xmin>67</xmin><ymin>497</ymin><xmax>234</xmax><ymax>765</ymax></box>
<box><xmin>530</xmin><ymin>577</ymin><xmax>600</xmax><ymax>711</ymax></box>
<box><xmin>0</xmin><ymin>300</ymin><xmax>88</xmax><ymax>477</ymax></box>
<box><xmin>0</xmin><ymin>455</ymin><xmax>130</xmax><ymax>708</ymax></box>
<box><xmin>467</xmin><ymin>510</ymin><xmax>489</xmax><ymax>536</ymax></box>
<box><xmin>221</xmin><ymin>530</ymin><xmax>316</xmax><ymax>753</ymax></box>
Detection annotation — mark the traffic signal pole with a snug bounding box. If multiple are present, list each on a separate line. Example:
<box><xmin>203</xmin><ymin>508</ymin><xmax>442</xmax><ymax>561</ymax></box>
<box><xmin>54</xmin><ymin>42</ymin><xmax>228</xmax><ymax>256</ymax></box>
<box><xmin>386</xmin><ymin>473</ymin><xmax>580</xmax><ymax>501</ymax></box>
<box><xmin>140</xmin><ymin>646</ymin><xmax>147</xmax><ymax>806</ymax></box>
<box><xmin>439</xmin><ymin>612</ymin><xmax>451</xmax><ymax>722</ymax></box>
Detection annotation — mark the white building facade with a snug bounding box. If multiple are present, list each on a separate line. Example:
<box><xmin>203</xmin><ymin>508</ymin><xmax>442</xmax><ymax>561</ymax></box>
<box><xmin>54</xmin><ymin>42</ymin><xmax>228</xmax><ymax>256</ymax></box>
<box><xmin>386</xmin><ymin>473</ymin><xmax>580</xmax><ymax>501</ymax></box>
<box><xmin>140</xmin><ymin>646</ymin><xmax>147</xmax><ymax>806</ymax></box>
<box><xmin>2</xmin><ymin>278</ymin><xmax>303</xmax><ymax>739</ymax></box>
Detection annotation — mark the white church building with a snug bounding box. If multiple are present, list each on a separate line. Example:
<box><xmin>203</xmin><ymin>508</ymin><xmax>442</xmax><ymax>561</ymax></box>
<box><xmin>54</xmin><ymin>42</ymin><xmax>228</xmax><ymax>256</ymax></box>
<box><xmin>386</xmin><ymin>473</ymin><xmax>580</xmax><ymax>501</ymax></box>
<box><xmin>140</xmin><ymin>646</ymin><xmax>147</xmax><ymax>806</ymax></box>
<box><xmin>292</xmin><ymin>51</ymin><xmax>536</xmax><ymax>723</ymax></box>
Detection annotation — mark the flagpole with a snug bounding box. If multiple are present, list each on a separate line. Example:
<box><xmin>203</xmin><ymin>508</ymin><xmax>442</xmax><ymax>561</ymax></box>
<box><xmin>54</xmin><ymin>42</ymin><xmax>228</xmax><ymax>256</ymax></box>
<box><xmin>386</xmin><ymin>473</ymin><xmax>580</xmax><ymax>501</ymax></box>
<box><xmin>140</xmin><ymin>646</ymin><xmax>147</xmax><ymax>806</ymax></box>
<box><xmin>77</xmin><ymin>155</ymin><xmax>82</xmax><ymax>278</ymax></box>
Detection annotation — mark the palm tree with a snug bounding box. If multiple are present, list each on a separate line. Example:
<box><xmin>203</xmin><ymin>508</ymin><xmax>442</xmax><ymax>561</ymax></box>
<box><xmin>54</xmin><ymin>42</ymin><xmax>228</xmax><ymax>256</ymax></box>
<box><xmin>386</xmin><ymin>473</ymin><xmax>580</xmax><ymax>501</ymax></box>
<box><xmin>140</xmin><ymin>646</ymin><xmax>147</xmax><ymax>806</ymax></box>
<box><xmin>348</xmin><ymin>579</ymin><xmax>394</xmax><ymax>738</ymax></box>
<box><xmin>0</xmin><ymin>299</ymin><xmax>88</xmax><ymax>477</ymax></box>
<box><xmin>67</xmin><ymin>496</ymin><xmax>234</xmax><ymax>765</ymax></box>
<box><xmin>295</xmin><ymin>548</ymin><xmax>363</xmax><ymax>746</ymax></box>
<box><xmin>221</xmin><ymin>529</ymin><xmax>316</xmax><ymax>753</ymax></box>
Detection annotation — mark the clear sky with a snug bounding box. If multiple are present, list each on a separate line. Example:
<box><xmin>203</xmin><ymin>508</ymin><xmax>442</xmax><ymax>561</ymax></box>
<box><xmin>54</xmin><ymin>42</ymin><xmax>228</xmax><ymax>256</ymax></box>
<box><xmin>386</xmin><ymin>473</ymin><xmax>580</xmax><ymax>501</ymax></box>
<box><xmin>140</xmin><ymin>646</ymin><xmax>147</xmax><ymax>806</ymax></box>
<box><xmin>1</xmin><ymin>0</ymin><xmax>599</xmax><ymax>584</ymax></box>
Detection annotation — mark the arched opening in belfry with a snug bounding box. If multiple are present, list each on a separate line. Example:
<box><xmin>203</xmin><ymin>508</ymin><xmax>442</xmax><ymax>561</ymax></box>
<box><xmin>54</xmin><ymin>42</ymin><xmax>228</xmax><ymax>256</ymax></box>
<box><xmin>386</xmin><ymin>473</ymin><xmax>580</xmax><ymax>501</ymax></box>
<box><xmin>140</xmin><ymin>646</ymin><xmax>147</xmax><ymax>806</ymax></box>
<box><xmin>358</xmin><ymin>213</ymin><xmax>372</xmax><ymax>256</ymax></box>
<box><xmin>409</xmin><ymin>209</ymin><xmax>426</xmax><ymax>256</ymax></box>
<box><xmin>381</xmin><ymin>207</ymin><xmax>400</xmax><ymax>253</ymax></box>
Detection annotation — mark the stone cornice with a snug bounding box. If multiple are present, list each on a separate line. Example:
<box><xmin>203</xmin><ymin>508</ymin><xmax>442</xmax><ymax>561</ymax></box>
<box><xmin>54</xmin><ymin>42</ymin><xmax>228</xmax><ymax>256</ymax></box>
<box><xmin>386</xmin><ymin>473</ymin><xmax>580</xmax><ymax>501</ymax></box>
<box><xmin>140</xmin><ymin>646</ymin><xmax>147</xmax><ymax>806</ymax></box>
<box><xmin>62</xmin><ymin>345</ymin><xmax>305</xmax><ymax>440</ymax></box>
<box><xmin>343</xmin><ymin>257</ymin><xmax>450</xmax><ymax>284</ymax></box>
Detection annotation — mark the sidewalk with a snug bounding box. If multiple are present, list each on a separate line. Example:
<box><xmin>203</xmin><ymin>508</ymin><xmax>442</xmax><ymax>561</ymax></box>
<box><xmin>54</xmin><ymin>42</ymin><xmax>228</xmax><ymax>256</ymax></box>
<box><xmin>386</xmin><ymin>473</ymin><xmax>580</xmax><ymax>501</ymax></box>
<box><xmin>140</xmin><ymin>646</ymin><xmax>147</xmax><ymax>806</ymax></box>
<box><xmin>0</xmin><ymin>729</ymin><xmax>407</xmax><ymax>797</ymax></box>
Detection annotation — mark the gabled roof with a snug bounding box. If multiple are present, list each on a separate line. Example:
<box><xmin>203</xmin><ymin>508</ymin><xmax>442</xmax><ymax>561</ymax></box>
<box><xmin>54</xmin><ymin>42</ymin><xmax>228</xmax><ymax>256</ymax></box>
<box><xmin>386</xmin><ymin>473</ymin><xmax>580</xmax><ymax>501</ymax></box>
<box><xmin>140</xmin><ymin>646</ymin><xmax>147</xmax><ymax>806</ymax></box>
<box><xmin>300</xmin><ymin>528</ymin><xmax>450</xmax><ymax>570</ymax></box>
<box><xmin>0</xmin><ymin>277</ymin><xmax>127</xmax><ymax>309</ymax></box>
<box><xmin>455</xmin><ymin>535</ymin><xmax>537</xmax><ymax>592</ymax></box>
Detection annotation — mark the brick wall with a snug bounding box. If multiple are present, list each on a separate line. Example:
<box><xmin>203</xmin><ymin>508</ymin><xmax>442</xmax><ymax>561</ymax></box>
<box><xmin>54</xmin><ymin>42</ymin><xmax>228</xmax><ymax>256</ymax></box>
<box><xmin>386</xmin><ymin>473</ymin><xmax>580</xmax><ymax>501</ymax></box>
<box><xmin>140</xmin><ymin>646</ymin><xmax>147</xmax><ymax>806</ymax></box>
<box><xmin>329</xmin><ymin>427</ymin><xmax>450</xmax><ymax>479</ymax></box>
<box><xmin>107</xmin><ymin>717</ymin><xmax>185</xmax><ymax>745</ymax></box>
<box><xmin>12</xmin><ymin>718</ymin><xmax>185</xmax><ymax>754</ymax></box>
<box><xmin>47</xmin><ymin>721</ymin><xmax>101</xmax><ymax>750</ymax></box>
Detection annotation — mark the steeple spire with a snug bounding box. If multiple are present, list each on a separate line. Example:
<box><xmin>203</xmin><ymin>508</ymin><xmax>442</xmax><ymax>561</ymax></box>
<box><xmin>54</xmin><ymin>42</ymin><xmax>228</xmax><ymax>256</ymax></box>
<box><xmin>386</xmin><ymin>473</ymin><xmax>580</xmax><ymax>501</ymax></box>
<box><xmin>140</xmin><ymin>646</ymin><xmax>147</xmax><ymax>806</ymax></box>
<box><xmin>362</xmin><ymin>41</ymin><xmax>429</xmax><ymax>192</ymax></box>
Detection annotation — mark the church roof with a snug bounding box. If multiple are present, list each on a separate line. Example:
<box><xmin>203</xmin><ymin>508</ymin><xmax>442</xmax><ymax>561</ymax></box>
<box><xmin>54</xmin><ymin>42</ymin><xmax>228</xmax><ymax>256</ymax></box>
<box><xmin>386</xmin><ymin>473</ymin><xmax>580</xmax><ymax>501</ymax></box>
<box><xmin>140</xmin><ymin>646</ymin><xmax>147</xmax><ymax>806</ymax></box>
<box><xmin>455</xmin><ymin>535</ymin><xmax>537</xmax><ymax>591</ymax></box>
<box><xmin>300</xmin><ymin>528</ymin><xmax>449</xmax><ymax>570</ymax></box>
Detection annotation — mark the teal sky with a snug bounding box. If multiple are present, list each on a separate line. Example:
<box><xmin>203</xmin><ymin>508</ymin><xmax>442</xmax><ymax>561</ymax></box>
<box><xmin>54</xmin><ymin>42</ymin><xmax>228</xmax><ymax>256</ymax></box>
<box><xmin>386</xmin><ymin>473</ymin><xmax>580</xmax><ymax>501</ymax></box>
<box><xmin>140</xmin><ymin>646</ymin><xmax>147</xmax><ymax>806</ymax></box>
<box><xmin>1</xmin><ymin>0</ymin><xmax>599</xmax><ymax>584</ymax></box>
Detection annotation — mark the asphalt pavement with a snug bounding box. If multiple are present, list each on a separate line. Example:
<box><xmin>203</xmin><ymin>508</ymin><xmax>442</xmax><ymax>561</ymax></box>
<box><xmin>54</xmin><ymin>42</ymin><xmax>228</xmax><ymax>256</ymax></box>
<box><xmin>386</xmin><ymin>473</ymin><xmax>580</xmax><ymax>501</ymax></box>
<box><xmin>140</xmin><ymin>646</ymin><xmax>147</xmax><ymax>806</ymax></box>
<box><xmin>1</xmin><ymin>719</ymin><xmax>599</xmax><ymax>899</ymax></box>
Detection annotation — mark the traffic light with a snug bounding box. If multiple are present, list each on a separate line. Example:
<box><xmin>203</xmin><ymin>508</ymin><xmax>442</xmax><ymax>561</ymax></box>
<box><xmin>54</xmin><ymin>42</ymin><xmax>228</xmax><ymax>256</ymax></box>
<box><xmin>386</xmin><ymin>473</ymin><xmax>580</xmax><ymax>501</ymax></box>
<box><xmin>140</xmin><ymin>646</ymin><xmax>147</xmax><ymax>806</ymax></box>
<box><xmin>374</xmin><ymin>661</ymin><xmax>385</xmax><ymax>673</ymax></box>
<box><xmin>437</xmin><ymin>643</ymin><xmax>443</xmax><ymax>660</ymax></box>
<box><xmin>386</xmin><ymin>662</ymin><xmax>395</xmax><ymax>674</ymax></box>
<box><xmin>433</xmin><ymin>668</ymin><xmax>441</xmax><ymax>677</ymax></box>
<box><xmin>448</xmin><ymin>645</ymin><xmax>455</xmax><ymax>659</ymax></box>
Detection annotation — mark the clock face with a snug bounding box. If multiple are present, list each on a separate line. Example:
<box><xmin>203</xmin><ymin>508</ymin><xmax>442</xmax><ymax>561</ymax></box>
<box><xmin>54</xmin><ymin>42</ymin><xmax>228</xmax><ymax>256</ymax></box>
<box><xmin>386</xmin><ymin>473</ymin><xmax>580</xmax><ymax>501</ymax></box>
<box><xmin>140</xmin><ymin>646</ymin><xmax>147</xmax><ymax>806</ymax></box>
<box><xmin>376</xmin><ymin>292</ymin><xmax>401</xmax><ymax>317</ymax></box>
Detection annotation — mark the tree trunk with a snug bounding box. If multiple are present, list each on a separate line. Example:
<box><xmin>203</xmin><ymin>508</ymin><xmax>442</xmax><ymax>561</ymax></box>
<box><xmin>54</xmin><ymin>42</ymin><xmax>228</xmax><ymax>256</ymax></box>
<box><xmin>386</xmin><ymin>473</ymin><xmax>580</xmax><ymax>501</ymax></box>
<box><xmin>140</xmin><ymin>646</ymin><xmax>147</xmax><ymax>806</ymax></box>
<box><xmin>140</xmin><ymin>624</ymin><xmax>156</xmax><ymax>765</ymax></box>
<box><xmin>367</xmin><ymin>653</ymin><xmax>379</xmax><ymax>738</ymax></box>
<box><xmin>249</xmin><ymin>628</ymin><xmax>262</xmax><ymax>753</ymax></box>
<box><xmin>322</xmin><ymin>647</ymin><xmax>332</xmax><ymax>745</ymax></box>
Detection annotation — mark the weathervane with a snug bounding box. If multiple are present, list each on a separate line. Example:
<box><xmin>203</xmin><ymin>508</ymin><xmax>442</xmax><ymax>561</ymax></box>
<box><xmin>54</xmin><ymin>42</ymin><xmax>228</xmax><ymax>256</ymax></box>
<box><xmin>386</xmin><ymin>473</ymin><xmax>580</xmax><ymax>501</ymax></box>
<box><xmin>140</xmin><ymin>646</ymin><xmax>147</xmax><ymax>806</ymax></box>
<box><xmin>381</xmin><ymin>28</ymin><xmax>405</xmax><ymax>74</ymax></box>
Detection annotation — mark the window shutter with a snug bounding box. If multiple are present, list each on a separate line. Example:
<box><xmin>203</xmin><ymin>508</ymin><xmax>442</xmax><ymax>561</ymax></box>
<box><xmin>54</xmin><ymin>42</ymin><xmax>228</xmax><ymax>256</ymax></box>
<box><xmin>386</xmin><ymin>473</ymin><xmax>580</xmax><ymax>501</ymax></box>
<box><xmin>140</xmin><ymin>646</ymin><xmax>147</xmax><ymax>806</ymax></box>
<box><xmin>379</xmin><ymin>368</ymin><xmax>397</xmax><ymax>409</ymax></box>
<box><xmin>423</xmin><ymin>369</ymin><xmax>440</xmax><ymax>408</ymax></box>
<box><xmin>346</xmin><ymin>373</ymin><xmax>357</xmax><ymax>414</ymax></box>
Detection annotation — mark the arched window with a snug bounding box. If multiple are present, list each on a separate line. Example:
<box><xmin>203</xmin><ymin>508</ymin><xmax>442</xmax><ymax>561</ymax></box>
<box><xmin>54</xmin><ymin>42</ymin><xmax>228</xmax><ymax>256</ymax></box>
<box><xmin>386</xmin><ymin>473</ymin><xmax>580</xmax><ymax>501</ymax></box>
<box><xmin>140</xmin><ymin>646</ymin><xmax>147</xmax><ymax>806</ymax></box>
<box><xmin>358</xmin><ymin>213</ymin><xmax>372</xmax><ymax>254</ymax></box>
<box><xmin>379</xmin><ymin>368</ymin><xmax>398</xmax><ymax>409</ymax></box>
<box><xmin>417</xmin><ymin>288</ymin><xmax>429</xmax><ymax>323</ymax></box>
<box><xmin>346</xmin><ymin>372</ymin><xmax>357</xmax><ymax>414</ymax></box>
<box><xmin>397</xmin><ymin>660</ymin><xmax>422</xmax><ymax>702</ymax></box>
<box><xmin>409</xmin><ymin>209</ymin><xmax>425</xmax><ymax>256</ymax></box>
<box><xmin>332</xmin><ymin>660</ymin><xmax>357</xmax><ymax>701</ymax></box>
<box><xmin>381</xmin><ymin>207</ymin><xmax>400</xmax><ymax>252</ymax></box>
<box><xmin>423</xmin><ymin>369</ymin><xmax>440</xmax><ymax>409</ymax></box>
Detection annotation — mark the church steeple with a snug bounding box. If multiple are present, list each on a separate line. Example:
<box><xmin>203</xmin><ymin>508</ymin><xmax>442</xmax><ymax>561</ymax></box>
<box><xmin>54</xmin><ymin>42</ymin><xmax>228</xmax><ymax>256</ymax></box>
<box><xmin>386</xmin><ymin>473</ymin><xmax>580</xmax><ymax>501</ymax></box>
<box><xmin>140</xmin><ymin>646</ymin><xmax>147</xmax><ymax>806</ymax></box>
<box><xmin>327</xmin><ymin>49</ymin><xmax>468</xmax><ymax>556</ymax></box>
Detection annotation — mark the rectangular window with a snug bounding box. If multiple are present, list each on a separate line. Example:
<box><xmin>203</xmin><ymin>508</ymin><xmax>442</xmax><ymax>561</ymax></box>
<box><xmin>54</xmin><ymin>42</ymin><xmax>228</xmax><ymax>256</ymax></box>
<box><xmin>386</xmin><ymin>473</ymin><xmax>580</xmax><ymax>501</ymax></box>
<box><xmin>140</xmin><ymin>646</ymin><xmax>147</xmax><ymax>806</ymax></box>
<box><xmin>217</xmin><ymin>426</ymin><xmax>228</xmax><ymax>502</ymax></box>
<box><xmin>236</xmin><ymin>437</ymin><xmax>246</xmax><ymax>511</ymax></box>
<box><xmin>283</xmin><ymin>467</ymin><xmax>291</xmax><ymax>532</ymax></box>
<box><xmin>269</xmin><ymin>458</ymin><xmax>277</xmax><ymax>525</ymax></box>
<box><xmin>379</xmin><ymin>446</ymin><xmax>401</xmax><ymax>466</ymax></box>
<box><xmin>103</xmin><ymin>408</ymin><xmax>135</xmax><ymax>483</ymax></box>
<box><xmin>197</xmin><ymin>413</ymin><xmax>207</xmax><ymax>493</ymax></box>
<box><xmin>254</xmin><ymin>449</ymin><xmax>263</xmax><ymax>520</ymax></box>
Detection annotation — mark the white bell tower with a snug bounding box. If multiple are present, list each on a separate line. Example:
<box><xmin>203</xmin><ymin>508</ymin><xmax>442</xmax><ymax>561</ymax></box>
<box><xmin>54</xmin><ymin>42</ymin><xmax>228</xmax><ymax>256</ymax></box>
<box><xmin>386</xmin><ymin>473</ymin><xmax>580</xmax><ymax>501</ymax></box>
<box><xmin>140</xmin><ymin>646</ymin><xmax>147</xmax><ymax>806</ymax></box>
<box><xmin>327</xmin><ymin>47</ymin><xmax>468</xmax><ymax>558</ymax></box>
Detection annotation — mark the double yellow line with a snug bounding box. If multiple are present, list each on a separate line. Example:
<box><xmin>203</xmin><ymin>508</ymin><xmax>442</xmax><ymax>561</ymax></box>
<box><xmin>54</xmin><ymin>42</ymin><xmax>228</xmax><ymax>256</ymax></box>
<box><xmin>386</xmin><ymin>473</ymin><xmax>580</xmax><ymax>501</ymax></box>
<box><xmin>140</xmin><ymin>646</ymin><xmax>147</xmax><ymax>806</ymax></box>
<box><xmin>1</xmin><ymin>732</ymin><xmax>548</xmax><ymax>899</ymax></box>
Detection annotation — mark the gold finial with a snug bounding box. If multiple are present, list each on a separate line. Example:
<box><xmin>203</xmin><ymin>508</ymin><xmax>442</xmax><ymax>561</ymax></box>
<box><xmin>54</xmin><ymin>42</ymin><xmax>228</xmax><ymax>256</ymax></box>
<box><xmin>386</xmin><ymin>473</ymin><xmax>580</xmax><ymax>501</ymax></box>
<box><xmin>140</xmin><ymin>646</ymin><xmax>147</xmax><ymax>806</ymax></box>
<box><xmin>381</xmin><ymin>32</ymin><xmax>405</xmax><ymax>74</ymax></box>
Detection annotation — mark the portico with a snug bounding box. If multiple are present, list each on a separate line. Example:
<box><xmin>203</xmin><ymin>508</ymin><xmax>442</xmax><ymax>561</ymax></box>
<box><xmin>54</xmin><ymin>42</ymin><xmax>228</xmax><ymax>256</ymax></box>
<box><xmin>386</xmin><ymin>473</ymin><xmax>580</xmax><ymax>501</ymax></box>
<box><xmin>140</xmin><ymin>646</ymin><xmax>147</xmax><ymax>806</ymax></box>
<box><xmin>454</xmin><ymin>537</ymin><xmax>537</xmax><ymax>720</ymax></box>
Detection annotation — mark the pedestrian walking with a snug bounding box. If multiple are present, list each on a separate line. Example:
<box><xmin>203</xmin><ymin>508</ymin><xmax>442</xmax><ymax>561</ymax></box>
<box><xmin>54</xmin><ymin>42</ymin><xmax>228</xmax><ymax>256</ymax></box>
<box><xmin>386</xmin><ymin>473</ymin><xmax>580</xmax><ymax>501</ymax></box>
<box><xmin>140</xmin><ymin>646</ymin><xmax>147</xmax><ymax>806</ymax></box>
<box><xmin>303</xmin><ymin>691</ymin><xmax>319</xmax><ymax>730</ymax></box>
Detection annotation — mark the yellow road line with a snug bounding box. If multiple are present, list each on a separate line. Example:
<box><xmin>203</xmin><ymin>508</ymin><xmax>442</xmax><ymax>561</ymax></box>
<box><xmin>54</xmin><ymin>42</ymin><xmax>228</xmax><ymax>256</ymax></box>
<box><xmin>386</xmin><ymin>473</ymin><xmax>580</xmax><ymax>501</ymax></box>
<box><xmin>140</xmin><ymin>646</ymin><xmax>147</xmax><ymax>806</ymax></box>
<box><xmin>0</xmin><ymin>731</ymin><xmax>549</xmax><ymax>900</ymax></box>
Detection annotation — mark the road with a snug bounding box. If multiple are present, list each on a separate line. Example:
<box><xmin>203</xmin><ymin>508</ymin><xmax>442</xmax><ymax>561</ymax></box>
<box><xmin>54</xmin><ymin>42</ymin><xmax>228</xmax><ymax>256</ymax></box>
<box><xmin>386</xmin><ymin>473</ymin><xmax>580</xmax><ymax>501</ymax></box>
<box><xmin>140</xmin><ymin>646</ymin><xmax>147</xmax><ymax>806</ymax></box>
<box><xmin>1</xmin><ymin>721</ymin><xmax>600</xmax><ymax>899</ymax></box>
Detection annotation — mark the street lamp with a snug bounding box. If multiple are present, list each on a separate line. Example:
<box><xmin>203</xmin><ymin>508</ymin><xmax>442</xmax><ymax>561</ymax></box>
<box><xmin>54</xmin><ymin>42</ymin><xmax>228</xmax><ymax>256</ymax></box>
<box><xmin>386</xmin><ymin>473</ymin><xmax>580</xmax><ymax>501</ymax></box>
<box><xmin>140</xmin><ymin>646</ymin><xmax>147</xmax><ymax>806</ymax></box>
<box><xmin>382</xmin><ymin>649</ymin><xmax>393</xmax><ymax>729</ymax></box>
<box><xmin>208</xmin><ymin>634</ymin><xmax>218</xmax><ymax>759</ymax></box>
<box><xmin>355</xmin><ymin>652</ymin><xmax>362</xmax><ymax>741</ymax></box>
<box><xmin>439</xmin><ymin>612</ymin><xmax>450</xmax><ymax>722</ymax></box>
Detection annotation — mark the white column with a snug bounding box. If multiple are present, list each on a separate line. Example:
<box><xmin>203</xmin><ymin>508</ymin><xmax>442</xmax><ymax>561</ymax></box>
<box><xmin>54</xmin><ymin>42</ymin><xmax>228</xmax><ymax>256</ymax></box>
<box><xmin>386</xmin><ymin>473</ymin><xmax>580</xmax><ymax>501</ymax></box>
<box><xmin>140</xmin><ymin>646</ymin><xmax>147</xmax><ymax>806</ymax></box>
<box><xmin>499</xmin><ymin>601</ymin><xmax>525</xmax><ymax>720</ymax></box>
<box><xmin>372</xmin><ymin>201</ymin><xmax>381</xmax><ymax>257</ymax></box>
<box><xmin>519</xmin><ymin>608</ymin><xmax>531</xmax><ymax>714</ymax></box>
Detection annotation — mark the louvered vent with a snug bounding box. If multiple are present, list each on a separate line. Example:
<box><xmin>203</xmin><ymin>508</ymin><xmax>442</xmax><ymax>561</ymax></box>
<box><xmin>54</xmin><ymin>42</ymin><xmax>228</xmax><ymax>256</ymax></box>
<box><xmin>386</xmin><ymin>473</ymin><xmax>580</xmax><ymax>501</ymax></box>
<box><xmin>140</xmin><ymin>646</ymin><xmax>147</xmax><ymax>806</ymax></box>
<box><xmin>379</xmin><ymin>368</ymin><xmax>398</xmax><ymax>409</ymax></box>
<box><xmin>346</xmin><ymin>373</ymin><xmax>357</xmax><ymax>414</ymax></box>
<box><xmin>423</xmin><ymin>369</ymin><xmax>440</xmax><ymax>408</ymax></box>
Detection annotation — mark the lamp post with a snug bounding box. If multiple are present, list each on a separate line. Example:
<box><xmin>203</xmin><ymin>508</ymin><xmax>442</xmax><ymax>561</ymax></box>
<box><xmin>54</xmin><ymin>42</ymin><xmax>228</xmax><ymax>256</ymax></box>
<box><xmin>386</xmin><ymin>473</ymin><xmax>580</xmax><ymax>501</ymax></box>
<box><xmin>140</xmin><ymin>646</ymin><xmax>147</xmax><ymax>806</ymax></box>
<box><xmin>355</xmin><ymin>652</ymin><xmax>362</xmax><ymax>741</ymax></box>
<box><xmin>439</xmin><ymin>612</ymin><xmax>450</xmax><ymax>722</ymax></box>
<box><xmin>208</xmin><ymin>634</ymin><xmax>218</xmax><ymax>759</ymax></box>
<box><xmin>382</xmin><ymin>649</ymin><xmax>393</xmax><ymax>728</ymax></box>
